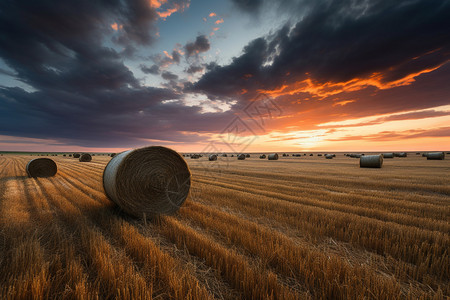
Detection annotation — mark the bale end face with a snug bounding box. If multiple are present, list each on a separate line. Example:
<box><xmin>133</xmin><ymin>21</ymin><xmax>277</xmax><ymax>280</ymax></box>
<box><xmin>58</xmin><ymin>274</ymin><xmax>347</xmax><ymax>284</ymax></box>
<box><xmin>26</xmin><ymin>158</ymin><xmax>57</xmax><ymax>178</ymax></box>
<box><xmin>209</xmin><ymin>154</ymin><xmax>218</xmax><ymax>161</ymax></box>
<box><xmin>79</xmin><ymin>153</ymin><xmax>92</xmax><ymax>162</ymax></box>
<box><xmin>103</xmin><ymin>146</ymin><xmax>191</xmax><ymax>217</ymax></box>
<box><xmin>268</xmin><ymin>153</ymin><xmax>279</xmax><ymax>160</ymax></box>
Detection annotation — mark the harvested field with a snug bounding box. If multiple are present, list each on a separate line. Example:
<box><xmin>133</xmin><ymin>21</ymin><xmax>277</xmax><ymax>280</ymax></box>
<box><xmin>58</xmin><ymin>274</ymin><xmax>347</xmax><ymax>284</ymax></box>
<box><xmin>0</xmin><ymin>153</ymin><xmax>448</xmax><ymax>299</ymax></box>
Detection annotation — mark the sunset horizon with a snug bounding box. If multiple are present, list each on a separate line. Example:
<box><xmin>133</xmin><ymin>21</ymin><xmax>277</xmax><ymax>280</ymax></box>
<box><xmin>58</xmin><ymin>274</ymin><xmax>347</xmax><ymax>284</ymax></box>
<box><xmin>1</xmin><ymin>0</ymin><xmax>449</xmax><ymax>152</ymax></box>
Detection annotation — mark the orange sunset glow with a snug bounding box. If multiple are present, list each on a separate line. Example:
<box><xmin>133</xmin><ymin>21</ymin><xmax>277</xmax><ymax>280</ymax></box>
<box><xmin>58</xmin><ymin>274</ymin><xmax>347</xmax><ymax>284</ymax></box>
<box><xmin>0</xmin><ymin>0</ymin><xmax>449</xmax><ymax>152</ymax></box>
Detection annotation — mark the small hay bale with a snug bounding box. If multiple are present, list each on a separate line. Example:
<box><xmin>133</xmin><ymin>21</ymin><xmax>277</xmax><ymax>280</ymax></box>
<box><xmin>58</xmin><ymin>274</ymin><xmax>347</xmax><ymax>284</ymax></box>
<box><xmin>63</xmin><ymin>154</ymin><xmax>66</xmax><ymax>157</ymax></box>
<box><xmin>325</xmin><ymin>154</ymin><xmax>333</xmax><ymax>159</ymax></box>
<box><xmin>69</xmin><ymin>154</ymin><xmax>72</xmax><ymax>157</ymax></box>
<box><xmin>268</xmin><ymin>153</ymin><xmax>279</xmax><ymax>160</ymax></box>
<box><xmin>282</xmin><ymin>153</ymin><xmax>287</xmax><ymax>157</ymax></box>
<box><xmin>237</xmin><ymin>154</ymin><xmax>246</xmax><ymax>160</ymax></box>
<box><xmin>103</xmin><ymin>146</ymin><xmax>190</xmax><ymax>217</ymax></box>
<box><xmin>26</xmin><ymin>158</ymin><xmax>57</xmax><ymax>178</ymax></box>
<box><xmin>360</xmin><ymin>154</ymin><xmax>383</xmax><ymax>168</ymax></box>
<box><xmin>394</xmin><ymin>152</ymin><xmax>407</xmax><ymax>157</ymax></box>
<box><xmin>426</xmin><ymin>152</ymin><xmax>445</xmax><ymax>160</ymax></box>
<box><xmin>383</xmin><ymin>153</ymin><xmax>394</xmax><ymax>158</ymax></box>
<box><xmin>73</xmin><ymin>153</ymin><xmax>81</xmax><ymax>158</ymax></box>
<box><xmin>309</xmin><ymin>154</ymin><xmax>313</xmax><ymax>156</ymax></box>
<box><xmin>231</xmin><ymin>154</ymin><xmax>234</xmax><ymax>157</ymax></box>
<box><xmin>110</xmin><ymin>153</ymin><xmax>117</xmax><ymax>157</ymax></box>
<box><xmin>222</xmin><ymin>154</ymin><xmax>227</xmax><ymax>157</ymax></box>
<box><xmin>259</xmin><ymin>154</ymin><xmax>266</xmax><ymax>159</ymax></box>
<box><xmin>190</xmin><ymin>154</ymin><xmax>200</xmax><ymax>159</ymax></box>
<box><xmin>317</xmin><ymin>154</ymin><xmax>322</xmax><ymax>156</ymax></box>
<box><xmin>245</xmin><ymin>154</ymin><xmax>250</xmax><ymax>158</ymax></box>
<box><xmin>79</xmin><ymin>153</ymin><xmax>92</xmax><ymax>162</ymax></box>
<box><xmin>209</xmin><ymin>154</ymin><xmax>218</xmax><ymax>161</ymax></box>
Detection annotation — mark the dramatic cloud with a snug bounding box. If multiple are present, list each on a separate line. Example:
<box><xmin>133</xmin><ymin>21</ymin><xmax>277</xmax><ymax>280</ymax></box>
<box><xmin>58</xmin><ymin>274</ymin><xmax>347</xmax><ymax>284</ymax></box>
<box><xmin>141</xmin><ymin>64</ymin><xmax>160</xmax><ymax>75</ymax></box>
<box><xmin>185</xmin><ymin>35</ymin><xmax>210</xmax><ymax>57</ymax></box>
<box><xmin>193</xmin><ymin>0</ymin><xmax>450</xmax><ymax>105</ymax></box>
<box><xmin>186</xmin><ymin>65</ymin><xmax>204</xmax><ymax>74</ymax></box>
<box><xmin>161</xmin><ymin>71</ymin><xmax>178</xmax><ymax>81</ymax></box>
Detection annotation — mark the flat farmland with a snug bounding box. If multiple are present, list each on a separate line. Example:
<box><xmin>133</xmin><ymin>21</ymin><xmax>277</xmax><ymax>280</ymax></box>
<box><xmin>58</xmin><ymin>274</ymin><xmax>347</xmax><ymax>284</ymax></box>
<box><xmin>0</xmin><ymin>153</ymin><xmax>448</xmax><ymax>299</ymax></box>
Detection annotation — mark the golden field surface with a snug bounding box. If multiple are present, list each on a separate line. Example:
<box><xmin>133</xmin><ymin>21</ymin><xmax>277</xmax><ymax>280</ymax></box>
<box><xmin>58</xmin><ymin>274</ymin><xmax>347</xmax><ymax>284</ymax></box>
<box><xmin>0</xmin><ymin>153</ymin><xmax>448</xmax><ymax>299</ymax></box>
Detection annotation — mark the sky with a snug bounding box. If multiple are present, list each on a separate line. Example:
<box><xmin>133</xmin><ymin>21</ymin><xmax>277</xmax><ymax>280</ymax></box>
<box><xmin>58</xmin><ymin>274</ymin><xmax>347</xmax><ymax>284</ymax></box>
<box><xmin>0</xmin><ymin>0</ymin><xmax>449</xmax><ymax>153</ymax></box>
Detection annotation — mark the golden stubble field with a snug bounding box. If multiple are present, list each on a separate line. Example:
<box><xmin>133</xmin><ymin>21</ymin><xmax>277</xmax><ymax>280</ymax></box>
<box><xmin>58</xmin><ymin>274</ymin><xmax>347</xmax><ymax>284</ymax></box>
<box><xmin>0</xmin><ymin>153</ymin><xmax>448</xmax><ymax>299</ymax></box>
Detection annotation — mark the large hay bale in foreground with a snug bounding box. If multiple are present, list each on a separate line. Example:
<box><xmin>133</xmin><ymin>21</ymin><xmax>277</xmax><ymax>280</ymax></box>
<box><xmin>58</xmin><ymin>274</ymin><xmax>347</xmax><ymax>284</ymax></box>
<box><xmin>73</xmin><ymin>153</ymin><xmax>81</xmax><ymax>158</ymax></box>
<box><xmin>79</xmin><ymin>153</ymin><xmax>92</xmax><ymax>162</ymax></box>
<box><xmin>268</xmin><ymin>153</ymin><xmax>279</xmax><ymax>160</ymax></box>
<box><xmin>360</xmin><ymin>154</ymin><xmax>383</xmax><ymax>168</ymax></box>
<box><xmin>26</xmin><ymin>158</ymin><xmax>57</xmax><ymax>178</ymax></box>
<box><xmin>237</xmin><ymin>154</ymin><xmax>246</xmax><ymax>160</ymax></box>
<box><xmin>103</xmin><ymin>146</ymin><xmax>190</xmax><ymax>217</ymax></box>
<box><xmin>426</xmin><ymin>152</ymin><xmax>445</xmax><ymax>160</ymax></box>
<box><xmin>209</xmin><ymin>154</ymin><xmax>218</xmax><ymax>161</ymax></box>
<box><xmin>383</xmin><ymin>153</ymin><xmax>394</xmax><ymax>158</ymax></box>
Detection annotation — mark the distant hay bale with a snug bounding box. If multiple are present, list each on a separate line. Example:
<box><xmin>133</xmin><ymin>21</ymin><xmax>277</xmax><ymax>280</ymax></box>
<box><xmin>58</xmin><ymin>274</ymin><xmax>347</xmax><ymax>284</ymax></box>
<box><xmin>259</xmin><ymin>154</ymin><xmax>266</xmax><ymax>159</ymax></box>
<box><xmin>209</xmin><ymin>154</ymin><xmax>218</xmax><ymax>161</ymax></box>
<box><xmin>245</xmin><ymin>154</ymin><xmax>250</xmax><ymax>158</ymax></box>
<box><xmin>79</xmin><ymin>153</ymin><xmax>92</xmax><ymax>162</ymax></box>
<box><xmin>422</xmin><ymin>153</ymin><xmax>428</xmax><ymax>157</ymax></box>
<box><xmin>325</xmin><ymin>154</ymin><xmax>333</xmax><ymax>159</ymax></box>
<box><xmin>383</xmin><ymin>153</ymin><xmax>394</xmax><ymax>158</ymax></box>
<box><xmin>237</xmin><ymin>154</ymin><xmax>246</xmax><ymax>160</ymax></box>
<box><xmin>416</xmin><ymin>152</ymin><xmax>421</xmax><ymax>155</ymax></box>
<box><xmin>282</xmin><ymin>153</ymin><xmax>287</xmax><ymax>157</ymax></box>
<box><xmin>349</xmin><ymin>154</ymin><xmax>361</xmax><ymax>158</ymax></box>
<box><xmin>231</xmin><ymin>154</ymin><xmax>234</xmax><ymax>157</ymax></box>
<box><xmin>110</xmin><ymin>153</ymin><xmax>117</xmax><ymax>157</ymax></box>
<box><xmin>222</xmin><ymin>154</ymin><xmax>227</xmax><ymax>157</ymax></box>
<box><xmin>26</xmin><ymin>158</ymin><xmax>57</xmax><ymax>178</ymax></box>
<box><xmin>309</xmin><ymin>154</ymin><xmax>313</xmax><ymax>156</ymax></box>
<box><xmin>268</xmin><ymin>153</ymin><xmax>279</xmax><ymax>160</ymax></box>
<box><xmin>394</xmin><ymin>152</ymin><xmax>407</xmax><ymax>157</ymax></box>
<box><xmin>103</xmin><ymin>146</ymin><xmax>190</xmax><ymax>217</ymax></box>
<box><xmin>73</xmin><ymin>153</ymin><xmax>81</xmax><ymax>158</ymax></box>
<box><xmin>191</xmin><ymin>154</ymin><xmax>200</xmax><ymax>159</ymax></box>
<box><xmin>426</xmin><ymin>152</ymin><xmax>445</xmax><ymax>160</ymax></box>
<box><xmin>63</xmin><ymin>154</ymin><xmax>66</xmax><ymax>157</ymax></box>
<box><xmin>69</xmin><ymin>154</ymin><xmax>72</xmax><ymax>157</ymax></box>
<box><xmin>317</xmin><ymin>154</ymin><xmax>322</xmax><ymax>156</ymax></box>
<box><xmin>360</xmin><ymin>154</ymin><xmax>383</xmax><ymax>168</ymax></box>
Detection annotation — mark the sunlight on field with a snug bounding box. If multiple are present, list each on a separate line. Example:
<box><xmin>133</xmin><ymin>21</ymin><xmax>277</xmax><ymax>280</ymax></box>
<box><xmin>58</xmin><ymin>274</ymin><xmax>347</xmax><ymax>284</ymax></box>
<box><xmin>0</xmin><ymin>154</ymin><xmax>448</xmax><ymax>299</ymax></box>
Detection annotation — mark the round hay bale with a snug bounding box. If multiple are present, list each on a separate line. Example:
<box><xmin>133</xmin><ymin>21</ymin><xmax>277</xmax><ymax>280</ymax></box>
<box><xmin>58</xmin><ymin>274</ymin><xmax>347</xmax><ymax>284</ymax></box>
<box><xmin>268</xmin><ymin>153</ymin><xmax>279</xmax><ymax>160</ymax></box>
<box><xmin>317</xmin><ymin>154</ymin><xmax>322</xmax><ymax>156</ymax></box>
<box><xmin>26</xmin><ymin>158</ymin><xmax>57</xmax><ymax>178</ymax></box>
<box><xmin>69</xmin><ymin>154</ymin><xmax>72</xmax><ymax>157</ymax></box>
<box><xmin>73</xmin><ymin>153</ymin><xmax>81</xmax><ymax>158</ymax></box>
<box><xmin>426</xmin><ymin>152</ymin><xmax>445</xmax><ymax>160</ymax></box>
<box><xmin>209</xmin><ymin>154</ymin><xmax>218</xmax><ymax>161</ymax></box>
<box><xmin>309</xmin><ymin>154</ymin><xmax>313</xmax><ymax>156</ymax></box>
<box><xmin>222</xmin><ymin>154</ymin><xmax>227</xmax><ymax>157</ymax></box>
<box><xmin>259</xmin><ymin>154</ymin><xmax>266</xmax><ymax>159</ymax></box>
<box><xmin>103</xmin><ymin>146</ymin><xmax>190</xmax><ymax>217</ymax></box>
<box><xmin>383</xmin><ymin>153</ymin><xmax>394</xmax><ymax>158</ymax></box>
<box><xmin>325</xmin><ymin>154</ymin><xmax>333</xmax><ymax>159</ymax></box>
<box><xmin>231</xmin><ymin>154</ymin><xmax>234</xmax><ymax>157</ymax></box>
<box><xmin>245</xmin><ymin>154</ymin><xmax>250</xmax><ymax>158</ymax></box>
<box><xmin>190</xmin><ymin>154</ymin><xmax>200</xmax><ymax>159</ymax></box>
<box><xmin>282</xmin><ymin>153</ymin><xmax>287</xmax><ymax>157</ymax></box>
<box><xmin>394</xmin><ymin>152</ymin><xmax>407</xmax><ymax>157</ymax></box>
<box><xmin>360</xmin><ymin>154</ymin><xmax>383</xmax><ymax>168</ymax></box>
<box><xmin>237</xmin><ymin>154</ymin><xmax>246</xmax><ymax>160</ymax></box>
<box><xmin>63</xmin><ymin>154</ymin><xmax>66</xmax><ymax>157</ymax></box>
<box><xmin>110</xmin><ymin>153</ymin><xmax>117</xmax><ymax>158</ymax></box>
<box><xmin>79</xmin><ymin>153</ymin><xmax>92</xmax><ymax>162</ymax></box>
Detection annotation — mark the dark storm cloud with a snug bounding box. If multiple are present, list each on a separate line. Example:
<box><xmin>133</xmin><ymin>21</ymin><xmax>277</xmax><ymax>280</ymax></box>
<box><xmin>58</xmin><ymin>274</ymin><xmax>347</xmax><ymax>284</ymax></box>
<box><xmin>186</xmin><ymin>65</ymin><xmax>204</xmax><ymax>74</ymax></box>
<box><xmin>193</xmin><ymin>0</ymin><xmax>450</xmax><ymax>100</ymax></box>
<box><xmin>141</xmin><ymin>64</ymin><xmax>160</xmax><ymax>75</ymax></box>
<box><xmin>161</xmin><ymin>71</ymin><xmax>178</xmax><ymax>81</ymax></box>
<box><xmin>230</xmin><ymin>0</ymin><xmax>264</xmax><ymax>13</ymax></box>
<box><xmin>0</xmin><ymin>0</ymin><xmax>227</xmax><ymax>148</ymax></box>
<box><xmin>185</xmin><ymin>35</ymin><xmax>210</xmax><ymax>57</ymax></box>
